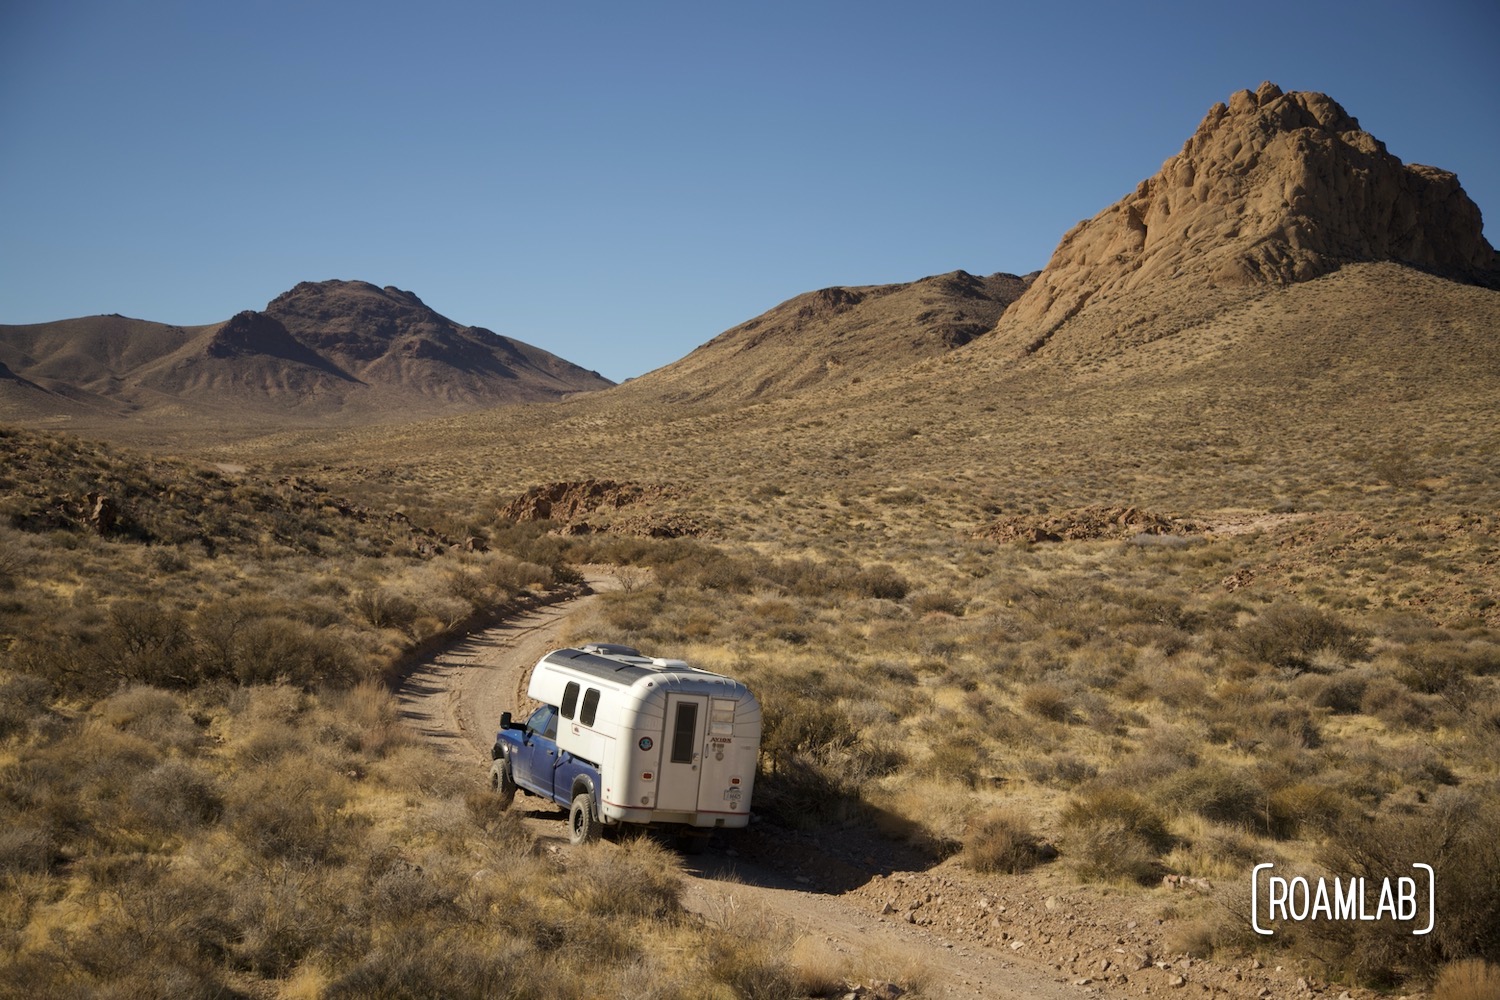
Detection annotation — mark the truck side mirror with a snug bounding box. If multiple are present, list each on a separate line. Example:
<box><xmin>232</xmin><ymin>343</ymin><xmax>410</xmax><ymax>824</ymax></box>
<box><xmin>500</xmin><ymin>712</ymin><xmax>513</xmax><ymax>730</ymax></box>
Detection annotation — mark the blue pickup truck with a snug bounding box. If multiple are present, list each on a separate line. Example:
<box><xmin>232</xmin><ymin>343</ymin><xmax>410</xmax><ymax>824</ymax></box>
<box><xmin>490</xmin><ymin>702</ymin><xmax>607</xmax><ymax>844</ymax></box>
<box><xmin>489</xmin><ymin>645</ymin><xmax>761</xmax><ymax>845</ymax></box>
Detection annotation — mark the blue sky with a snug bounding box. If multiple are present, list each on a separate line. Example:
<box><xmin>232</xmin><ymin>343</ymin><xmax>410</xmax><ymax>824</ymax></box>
<box><xmin>2</xmin><ymin>1</ymin><xmax>1496</xmax><ymax>383</ymax></box>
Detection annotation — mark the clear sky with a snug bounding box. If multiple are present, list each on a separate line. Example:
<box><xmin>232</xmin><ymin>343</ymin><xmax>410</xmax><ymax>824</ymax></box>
<box><xmin>2</xmin><ymin>1</ymin><xmax>1496</xmax><ymax>383</ymax></box>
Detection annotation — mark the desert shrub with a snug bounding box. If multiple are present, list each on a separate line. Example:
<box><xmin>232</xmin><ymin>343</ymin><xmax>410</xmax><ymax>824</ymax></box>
<box><xmin>96</xmin><ymin>685</ymin><xmax>202</xmax><ymax>752</ymax></box>
<box><xmin>910</xmin><ymin>590</ymin><xmax>964</xmax><ymax>616</ymax></box>
<box><xmin>1396</xmin><ymin>639</ymin><xmax>1499</xmax><ymax>697</ymax></box>
<box><xmin>600</xmin><ymin>589</ymin><xmax>664</xmax><ymax>636</ymax></box>
<box><xmin>1157</xmin><ymin>760</ymin><xmax>1263</xmax><ymax>829</ymax></box>
<box><xmin>127</xmin><ymin>758</ymin><xmax>224</xmax><ymax>834</ymax></box>
<box><xmin>1434</xmin><ymin>959</ymin><xmax>1500</xmax><ymax>1000</ymax></box>
<box><xmin>224</xmin><ymin>764</ymin><xmax>355</xmax><ymax>865</ymax></box>
<box><xmin>1264</xmin><ymin>782</ymin><xmax>1361</xmax><ymax>839</ymax></box>
<box><xmin>1310</xmin><ymin>786</ymin><xmax>1500</xmax><ymax>984</ymax></box>
<box><xmin>759</xmin><ymin>693</ymin><xmax>859</xmax><ymax>767</ymax></box>
<box><xmin>1111</xmin><ymin>728</ymin><xmax>1202</xmax><ymax>787</ymax></box>
<box><xmin>1231</xmin><ymin>698</ymin><xmax>1323</xmax><ymax>750</ymax></box>
<box><xmin>962</xmin><ymin>808</ymin><xmax>1050</xmax><ymax>874</ymax></box>
<box><xmin>99</xmin><ymin>600</ymin><xmax>199</xmax><ymax>687</ymax></box>
<box><xmin>1360</xmin><ymin>674</ymin><xmax>1436</xmax><ymax>729</ymax></box>
<box><xmin>328</xmin><ymin>681</ymin><xmax>413</xmax><ymax>758</ymax></box>
<box><xmin>1025</xmin><ymin>751</ymin><xmax>1098</xmax><ymax>788</ymax></box>
<box><xmin>1020</xmin><ymin>681</ymin><xmax>1074</xmax><ymax>722</ymax></box>
<box><xmin>1292</xmin><ymin>669</ymin><xmax>1370</xmax><ymax>714</ymax></box>
<box><xmin>464</xmin><ymin>787</ymin><xmax>536</xmax><ymax>846</ymax></box>
<box><xmin>233</xmin><ymin>616</ymin><xmax>361</xmax><ymax>687</ymax></box>
<box><xmin>1233</xmin><ymin>601</ymin><xmax>1367</xmax><ymax>671</ymax></box>
<box><xmin>1163</xmin><ymin>818</ymin><xmax>1262</xmax><ymax>880</ymax></box>
<box><xmin>353</xmin><ymin>587</ymin><xmax>423</xmax><ymax>632</ymax></box>
<box><xmin>559</xmin><ymin>838</ymin><xmax>683</xmax><ymax>920</ymax></box>
<box><xmin>851</xmin><ymin>563</ymin><xmax>909</xmax><ymax>601</ymax></box>
<box><xmin>1061</xmin><ymin>786</ymin><xmax>1174</xmax><ymax>884</ymax></box>
<box><xmin>700</xmin><ymin>908</ymin><xmax>800</xmax><ymax>1000</ymax></box>
<box><xmin>0</xmin><ymin>673</ymin><xmax>53</xmax><ymax>739</ymax></box>
<box><xmin>0</xmin><ymin>821</ymin><xmax>54</xmax><ymax>875</ymax></box>
<box><xmin>750</xmin><ymin>689</ymin><xmax>870</xmax><ymax>827</ymax></box>
<box><xmin>923</xmin><ymin>731</ymin><xmax>989</xmax><ymax>788</ymax></box>
<box><xmin>485</xmin><ymin>555</ymin><xmax>556</xmax><ymax>595</ymax></box>
<box><xmin>323</xmin><ymin>930</ymin><xmax>539</xmax><ymax>1000</ymax></box>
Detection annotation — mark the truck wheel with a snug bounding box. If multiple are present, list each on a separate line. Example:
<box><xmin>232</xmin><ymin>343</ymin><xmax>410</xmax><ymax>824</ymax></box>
<box><xmin>568</xmin><ymin>791</ymin><xmax>601</xmax><ymax>845</ymax></box>
<box><xmin>489</xmin><ymin>757</ymin><xmax>517</xmax><ymax>810</ymax></box>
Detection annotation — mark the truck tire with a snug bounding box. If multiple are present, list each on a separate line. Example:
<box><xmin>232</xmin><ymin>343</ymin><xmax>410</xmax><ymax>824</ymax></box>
<box><xmin>568</xmin><ymin>791</ymin><xmax>601</xmax><ymax>845</ymax></box>
<box><xmin>489</xmin><ymin>757</ymin><xmax>517</xmax><ymax>810</ymax></box>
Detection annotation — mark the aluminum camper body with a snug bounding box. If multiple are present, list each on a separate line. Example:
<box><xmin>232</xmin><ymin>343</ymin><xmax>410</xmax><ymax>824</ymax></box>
<box><xmin>493</xmin><ymin>644</ymin><xmax>761</xmax><ymax>839</ymax></box>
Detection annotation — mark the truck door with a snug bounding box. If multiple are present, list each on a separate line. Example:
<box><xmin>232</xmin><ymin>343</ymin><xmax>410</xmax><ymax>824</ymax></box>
<box><xmin>512</xmin><ymin>705</ymin><xmax>561</xmax><ymax>800</ymax></box>
<box><xmin>656</xmin><ymin>694</ymin><xmax>707</xmax><ymax>812</ymax></box>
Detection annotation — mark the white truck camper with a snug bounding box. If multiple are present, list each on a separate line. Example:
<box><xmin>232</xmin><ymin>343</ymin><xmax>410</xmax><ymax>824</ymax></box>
<box><xmin>491</xmin><ymin>644</ymin><xmax>762</xmax><ymax>844</ymax></box>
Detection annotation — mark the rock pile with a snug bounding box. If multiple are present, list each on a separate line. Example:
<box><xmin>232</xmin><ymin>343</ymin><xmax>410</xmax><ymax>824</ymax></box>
<box><xmin>498</xmin><ymin>480</ymin><xmax>697</xmax><ymax>538</ymax></box>
<box><xmin>979</xmin><ymin>506</ymin><xmax>1202</xmax><ymax>543</ymax></box>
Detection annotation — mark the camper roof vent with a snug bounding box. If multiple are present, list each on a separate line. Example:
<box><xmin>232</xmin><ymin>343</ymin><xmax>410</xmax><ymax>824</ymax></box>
<box><xmin>580</xmin><ymin>643</ymin><xmax>642</xmax><ymax>658</ymax></box>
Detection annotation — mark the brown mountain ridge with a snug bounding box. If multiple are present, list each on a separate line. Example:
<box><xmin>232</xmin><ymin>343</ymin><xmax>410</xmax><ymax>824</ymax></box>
<box><xmin>0</xmin><ymin>280</ymin><xmax>612</xmax><ymax>428</ymax></box>
<box><xmin>618</xmin><ymin>269</ymin><xmax>1033</xmax><ymax>405</ymax></box>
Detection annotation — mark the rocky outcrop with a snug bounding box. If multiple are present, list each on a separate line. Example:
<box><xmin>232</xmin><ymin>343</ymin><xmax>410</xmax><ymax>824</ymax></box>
<box><xmin>498</xmin><ymin>480</ymin><xmax>698</xmax><ymax>538</ymax></box>
<box><xmin>989</xmin><ymin>82</ymin><xmax>1498</xmax><ymax>358</ymax></box>
<box><xmin>979</xmin><ymin>506</ymin><xmax>1203</xmax><ymax>544</ymax></box>
<box><xmin>205</xmin><ymin>310</ymin><xmax>358</xmax><ymax>378</ymax></box>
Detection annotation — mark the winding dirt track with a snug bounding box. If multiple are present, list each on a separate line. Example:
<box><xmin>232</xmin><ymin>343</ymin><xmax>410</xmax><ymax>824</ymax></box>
<box><xmin>394</xmin><ymin>573</ymin><xmax>1089</xmax><ymax>999</ymax></box>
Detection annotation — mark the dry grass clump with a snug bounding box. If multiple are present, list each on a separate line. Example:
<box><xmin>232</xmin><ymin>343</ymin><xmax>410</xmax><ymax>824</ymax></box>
<box><xmin>1060</xmin><ymin>786</ymin><xmax>1174</xmax><ymax>885</ymax></box>
<box><xmin>1433</xmin><ymin>959</ymin><xmax>1500</xmax><ymax>1000</ymax></box>
<box><xmin>961</xmin><ymin>808</ymin><xmax>1050</xmax><ymax>874</ymax></box>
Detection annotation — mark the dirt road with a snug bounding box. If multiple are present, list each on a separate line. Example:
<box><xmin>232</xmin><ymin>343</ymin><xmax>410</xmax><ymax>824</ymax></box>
<box><xmin>393</xmin><ymin>573</ymin><xmax>1095</xmax><ymax>998</ymax></box>
<box><xmin>395</xmin><ymin>575</ymin><xmax>1366</xmax><ymax>1000</ymax></box>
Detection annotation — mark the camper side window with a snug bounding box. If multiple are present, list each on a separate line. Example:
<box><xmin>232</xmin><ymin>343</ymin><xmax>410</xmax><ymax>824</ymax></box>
<box><xmin>560</xmin><ymin>682</ymin><xmax>580</xmax><ymax>720</ymax></box>
<box><xmin>580</xmin><ymin>688</ymin><xmax>600</xmax><ymax>727</ymax></box>
<box><xmin>711</xmin><ymin>699</ymin><xmax>735</xmax><ymax>736</ymax></box>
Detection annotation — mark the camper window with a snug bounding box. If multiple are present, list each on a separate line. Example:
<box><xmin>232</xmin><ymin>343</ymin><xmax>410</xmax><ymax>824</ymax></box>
<box><xmin>670</xmin><ymin>703</ymin><xmax>698</xmax><ymax>763</ymax></box>
<box><xmin>580</xmin><ymin>688</ymin><xmax>601</xmax><ymax>727</ymax></box>
<box><xmin>711</xmin><ymin>699</ymin><xmax>735</xmax><ymax>735</ymax></box>
<box><xmin>560</xmin><ymin>682</ymin><xmax>580</xmax><ymax>720</ymax></box>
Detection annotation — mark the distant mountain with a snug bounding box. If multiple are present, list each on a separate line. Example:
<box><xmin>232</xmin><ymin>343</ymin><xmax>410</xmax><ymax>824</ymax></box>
<box><xmin>0</xmin><ymin>280</ymin><xmax>612</xmax><ymax>427</ymax></box>
<box><xmin>619</xmin><ymin>270</ymin><xmax>1031</xmax><ymax>403</ymax></box>
<box><xmin>983</xmin><ymin>82</ymin><xmax>1499</xmax><ymax>362</ymax></box>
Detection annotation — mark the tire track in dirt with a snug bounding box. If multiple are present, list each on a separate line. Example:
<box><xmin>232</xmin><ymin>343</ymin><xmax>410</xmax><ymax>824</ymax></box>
<box><xmin>394</xmin><ymin>574</ymin><xmax>613</xmax><ymax>764</ymax></box>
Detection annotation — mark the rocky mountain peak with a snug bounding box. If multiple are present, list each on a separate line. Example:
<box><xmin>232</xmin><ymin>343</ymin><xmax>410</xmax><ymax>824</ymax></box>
<box><xmin>989</xmin><ymin>82</ymin><xmax>1497</xmax><ymax>357</ymax></box>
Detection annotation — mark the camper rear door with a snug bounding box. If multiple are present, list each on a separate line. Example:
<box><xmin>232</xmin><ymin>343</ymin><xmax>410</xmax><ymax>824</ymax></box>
<box><xmin>656</xmin><ymin>694</ymin><xmax>707</xmax><ymax>812</ymax></box>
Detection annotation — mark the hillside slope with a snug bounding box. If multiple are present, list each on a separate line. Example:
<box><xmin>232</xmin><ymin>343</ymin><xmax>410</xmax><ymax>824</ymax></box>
<box><xmin>616</xmin><ymin>270</ymin><xmax>1030</xmax><ymax>403</ymax></box>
